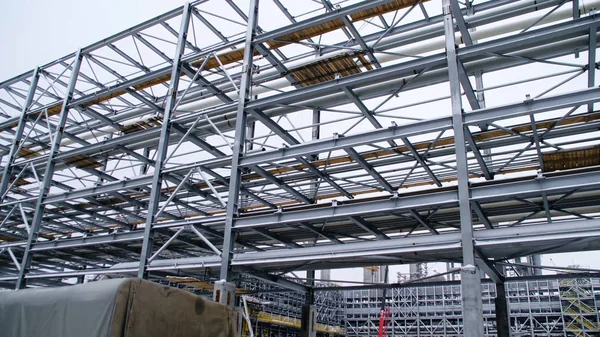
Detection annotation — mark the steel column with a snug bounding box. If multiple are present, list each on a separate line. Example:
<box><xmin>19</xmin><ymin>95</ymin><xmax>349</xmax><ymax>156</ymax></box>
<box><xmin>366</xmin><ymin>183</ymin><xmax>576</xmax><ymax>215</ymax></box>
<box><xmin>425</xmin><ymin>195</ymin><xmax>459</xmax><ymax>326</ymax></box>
<box><xmin>443</xmin><ymin>1</ymin><xmax>484</xmax><ymax>336</ymax></box>
<box><xmin>589</xmin><ymin>24</ymin><xmax>597</xmax><ymax>112</ymax></box>
<box><xmin>495</xmin><ymin>283</ymin><xmax>510</xmax><ymax>337</ymax></box>
<box><xmin>302</xmin><ymin>269</ymin><xmax>316</xmax><ymax>337</ymax></box>
<box><xmin>0</xmin><ymin>68</ymin><xmax>41</xmax><ymax>201</ymax></box>
<box><xmin>15</xmin><ymin>50</ymin><xmax>84</xmax><ymax>289</ymax></box>
<box><xmin>220</xmin><ymin>0</ymin><xmax>260</xmax><ymax>281</ymax></box>
<box><xmin>137</xmin><ymin>2</ymin><xmax>192</xmax><ymax>278</ymax></box>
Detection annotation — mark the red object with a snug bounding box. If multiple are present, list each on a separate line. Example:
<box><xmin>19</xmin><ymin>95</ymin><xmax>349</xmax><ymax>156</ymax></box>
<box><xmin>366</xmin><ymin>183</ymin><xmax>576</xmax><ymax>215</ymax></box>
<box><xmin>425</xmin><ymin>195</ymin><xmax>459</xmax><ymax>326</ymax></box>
<box><xmin>377</xmin><ymin>307</ymin><xmax>391</xmax><ymax>337</ymax></box>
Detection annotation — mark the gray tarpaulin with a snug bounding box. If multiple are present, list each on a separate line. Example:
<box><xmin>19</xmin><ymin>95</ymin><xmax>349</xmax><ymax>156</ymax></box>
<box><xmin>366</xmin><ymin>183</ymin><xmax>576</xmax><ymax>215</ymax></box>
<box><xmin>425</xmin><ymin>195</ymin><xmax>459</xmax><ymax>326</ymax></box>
<box><xmin>0</xmin><ymin>278</ymin><xmax>236</xmax><ymax>337</ymax></box>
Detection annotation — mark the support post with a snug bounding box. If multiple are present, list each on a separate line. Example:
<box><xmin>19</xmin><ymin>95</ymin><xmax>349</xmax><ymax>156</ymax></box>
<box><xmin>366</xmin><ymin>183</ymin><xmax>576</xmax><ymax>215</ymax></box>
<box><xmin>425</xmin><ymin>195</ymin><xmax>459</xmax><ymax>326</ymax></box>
<box><xmin>213</xmin><ymin>280</ymin><xmax>236</xmax><ymax>308</ymax></box>
<box><xmin>495</xmin><ymin>282</ymin><xmax>511</xmax><ymax>337</ymax></box>
<box><xmin>443</xmin><ymin>1</ymin><xmax>485</xmax><ymax>336</ymax></box>
<box><xmin>530</xmin><ymin>255</ymin><xmax>543</xmax><ymax>276</ymax></box>
<box><xmin>16</xmin><ymin>51</ymin><xmax>84</xmax><ymax>289</ymax></box>
<box><xmin>301</xmin><ymin>270</ymin><xmax>316</xmax><ymax>337</ymax></box>
<box><xmin>220</xmin><ymin>0</ymin><xmax>260</xmax><ymax>281</ymax></box>
<box><xmin>138</xmin><ymin>2</ymin><xmax>192</xmax><ymax>278</ymax></box>
<box><xmin>311</xmin><ymin>109</ymin><xmax>330</xmax><ymax>279</ymax></box>
<box><xmin>300</xmin><ymin>305</ymin><xmax>317</xmax><ymax>337</ymax></box>
<box><xmin>241</xmin><ymin>122</ymin><xmax>255</xmax><ymax>210</ymax></box>
<box><xmin>588</xmin><ymin>24</ymin><xmax>597</xmax><ymax>112</ymax></box>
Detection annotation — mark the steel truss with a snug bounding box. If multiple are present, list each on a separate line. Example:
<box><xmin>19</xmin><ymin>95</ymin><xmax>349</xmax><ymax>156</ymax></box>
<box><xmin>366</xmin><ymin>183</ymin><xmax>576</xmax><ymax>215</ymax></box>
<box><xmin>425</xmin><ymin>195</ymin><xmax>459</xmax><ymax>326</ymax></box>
<box><xmin>1</xmin><ymin>0</ymin><xmax>600</xmax><ymax>334</ymax></box>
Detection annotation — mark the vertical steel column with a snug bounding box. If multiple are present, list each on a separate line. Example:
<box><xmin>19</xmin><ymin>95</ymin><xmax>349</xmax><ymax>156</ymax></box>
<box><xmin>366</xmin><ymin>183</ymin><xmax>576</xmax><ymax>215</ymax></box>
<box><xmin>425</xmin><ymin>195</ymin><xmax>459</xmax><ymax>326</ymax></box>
<box><xmin>0</xmin><ymin>67</ymin><xmax>41</xmax><ymax>200</ymax></box>
<box><xmin>137</xmin><ymin>2</ymin><xmax>192</xmax><ymax>278</ymax></box>
<box><xmin>495</xmin><ymin>280</ymin><xmax>510</xmax><ymax>337</ymax></box>
<box><xmin>246</xmin><ymin>122</ymin><xmax>255</xmax><ymax>153</ymax></box>
<box><xmin>588</xmin><ymin>24</ymin><xmax>597</xmax><ymax>112</ymax></box>
<box><xmin>15</xmin><ymin>51</ymin><xmax>84</xmax><ymax>289</ymax></box>
<box><xmin>241</xmin><ymin>122</ymin><xmax>255</xmax><ymax>210</ymax></box>
<box><xmin>220</xmin><ymin>0</ymin><xmax>259</xmax><ymax>281</ymax></box>
<box><xmin>311</xmin><ymin>108</ymin><xmax>320</xmax><ymax>159</ymax></box>
<box><xmin>301</xmin><ymin>269</ymin><xmax>316</xmax><ymax>337</ymax></box>
<box><xmin>310</xmin><ymin>108</ymin><xmax>321</xmax><ymax>199</ymax></box>
<box><xmin>443</xmin><ymin>1</ymin><xmax>485</xmax><ymax>336</ymax></box>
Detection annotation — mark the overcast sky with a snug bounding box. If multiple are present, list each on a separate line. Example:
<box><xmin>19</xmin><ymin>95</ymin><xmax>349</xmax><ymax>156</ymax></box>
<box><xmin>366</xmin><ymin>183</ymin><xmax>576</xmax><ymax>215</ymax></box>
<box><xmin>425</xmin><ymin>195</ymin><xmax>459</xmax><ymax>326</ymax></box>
<box><xmin>0</xmin><ymin>0</ymin><xmax>177</xmax><ymax>81</ymax></box>
<box><xmin>1</xmin><ymin>0</ymin><xmax>598</xmax><ymax>283</ymax></box>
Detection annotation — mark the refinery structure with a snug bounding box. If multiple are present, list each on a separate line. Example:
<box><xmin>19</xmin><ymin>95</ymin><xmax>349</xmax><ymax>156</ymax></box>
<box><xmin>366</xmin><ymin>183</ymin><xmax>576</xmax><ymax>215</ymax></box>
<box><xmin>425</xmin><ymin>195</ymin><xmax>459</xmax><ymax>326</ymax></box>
<box><xmin>1</xmin><ymin>0</ymin><xmax>600</xmax><ymax>336</ymax></box>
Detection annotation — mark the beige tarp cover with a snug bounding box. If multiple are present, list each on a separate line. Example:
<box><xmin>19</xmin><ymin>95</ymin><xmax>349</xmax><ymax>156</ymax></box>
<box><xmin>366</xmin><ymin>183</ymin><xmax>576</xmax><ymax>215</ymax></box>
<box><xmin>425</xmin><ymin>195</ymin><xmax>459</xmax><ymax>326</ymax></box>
<box><xmin>0</xmin><ymin>278</ymin><xmax>237</xmax><ymax>337</ymax></box>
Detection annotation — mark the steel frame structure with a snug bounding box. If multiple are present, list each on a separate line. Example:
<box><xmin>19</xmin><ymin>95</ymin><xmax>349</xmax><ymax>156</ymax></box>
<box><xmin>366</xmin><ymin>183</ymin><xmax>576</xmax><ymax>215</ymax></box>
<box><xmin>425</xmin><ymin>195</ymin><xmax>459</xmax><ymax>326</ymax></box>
<box><xmin>1</xmin><ymin>0</ymin><xmax>600</xmax><ymax>334</ymax></box>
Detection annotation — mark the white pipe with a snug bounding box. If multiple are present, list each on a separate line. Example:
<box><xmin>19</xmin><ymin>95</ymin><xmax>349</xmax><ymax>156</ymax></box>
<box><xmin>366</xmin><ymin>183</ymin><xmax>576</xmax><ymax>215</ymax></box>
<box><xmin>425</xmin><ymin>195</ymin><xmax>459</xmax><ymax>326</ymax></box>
<box><xmin>20</xmin><ymin>0</ymin><xmax>600</xmax><ymax>152</ymax></box>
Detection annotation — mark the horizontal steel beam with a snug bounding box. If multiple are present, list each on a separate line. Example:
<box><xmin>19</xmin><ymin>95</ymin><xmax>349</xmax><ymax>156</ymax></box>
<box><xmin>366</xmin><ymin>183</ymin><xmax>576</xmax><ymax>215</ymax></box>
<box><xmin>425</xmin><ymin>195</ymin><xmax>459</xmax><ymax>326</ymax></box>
<box><xmin>247</xmin><ymin>16</ymin><xmax>600</xmax><ymax>111</ymax></box>
<box><xmin>240</xmin><ymin>86</ymin><xmax>600</xmax><ymax>167</ymax></box>
<box><xmin>7</xmin><ymin>216</ymin><xmax>600</xmax><ymax>280</ymax></box>
<box><xmin>233</xmin><ymin>171</ymin><xmax>600</xmax><ymax>229</ymax></box>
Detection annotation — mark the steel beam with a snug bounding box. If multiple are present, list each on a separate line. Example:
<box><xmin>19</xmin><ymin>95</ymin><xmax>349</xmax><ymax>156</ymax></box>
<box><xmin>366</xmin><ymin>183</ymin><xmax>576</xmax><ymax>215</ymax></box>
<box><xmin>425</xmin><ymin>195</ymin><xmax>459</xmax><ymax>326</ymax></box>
<box><xmin>443</xmin><ymin>1</ymin><xmax>484</xmax><ymax>335</ymax></box>
<box><xmin>401</xmin><ymin>137</ymin><xmax>442</xmax><ymax>187</ymax></box>
<box><xmin>250</xmin><ymin>164</ymin><xmax>312</xmax><ymax>204</ymax></box>
<box><xmin>231</xmin><ymin>218</ymin><xmax>600</xmax><ymax>270</ymax></box>
<box><xmin>449</xmin><ymin>0</ymin><xmax>473</xmax><ymax>46</ymax></box>
<box><xmin>408</xmin><ymin>209</ymin><xmax>439</xmax><ymax>235</ymax></box>
<box><xmin>15</xmin><ymin>50</ymin><xmax>84</xmax><ymax>289</ymax></box>
<box><xmin>220</xmin><ymin>0</ymin><xmax>260</xmax><ymax>281</ymax></box>
<box><xmin>249</xmin><ymin>109</ymin><xmax>351</xmax><ymax>199</ymax></box>
<box><xmin>253</xmin><ymin>0</ymin><xmax>393</xmax><ymax>45</ymax></box>
<box><xmin>464</xmin><ymin>127</ymin><xmax>493</xmax><ymax>180</ymax></box>
<box><xmin>231</xmin><ymin>171</ymin><xmax>600</xmax><ymax>229</ymax></box>
<box><xmin>180</xmin><ymin>62</ymin><xmax>233</xmax><ymax>103</ymax></box>
<box><xmin>342</xmin><ymin>87</ymin><xmax>396</xmax><ymax>148</ymax></box>
<box><xmin>349</xmin><ymin>216</ymin><xmax>390</xmax><ymax>240</ymax></box>
<box><xmin>0</xmin><ymin>68</ymin><xmax>41</xmax><ymax>201</ymax></box>
<box><xmin>345</xmin><ymin>148</ymin><xmax>394</xmax><ymax>193</ymax></box>
<box><xmin>474</xmin><ymin>248</ymin><xmax>505</xmax><ymax>284</ymax></box>
<box><xmin>8</xmin><ymin>218</ymin><xmax>600</xmax><ymax>280</ymax></box>
<box><xmin>589</xmin><ymin>24</ymin><xmax>597</xmax><ymax>112</ymax></box>
<box><xmin>241</xmin><ymin>86</ymin><xmax>600</xmax><ymax>169</ymax></box>
<box><xmin>471</xmin><ymin>201</ymin><xmax>493</xmax><ymax>229</ymax></box>
<box><xmin>137</xmin><ymin>2</ymin><xmax>192</xmax><ymax>279</ymax></box>
<box><xmin>298</xmin><ymin>222</ymin><xmax>344</xmax><ymax>245</ymax></box>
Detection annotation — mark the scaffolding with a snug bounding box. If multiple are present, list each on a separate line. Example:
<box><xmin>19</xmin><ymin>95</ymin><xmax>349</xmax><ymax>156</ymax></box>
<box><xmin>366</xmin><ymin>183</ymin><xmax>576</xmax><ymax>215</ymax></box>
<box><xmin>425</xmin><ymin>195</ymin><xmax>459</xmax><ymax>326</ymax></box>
<box><xmin>345</xmin><ymin>277</ymin><xmax>600</xmax><ymax>337</ymax></box>
<box><xmin>559</xmin><ymin>277</ymin><xmax>600</xmax><ymax>336</ymax></box>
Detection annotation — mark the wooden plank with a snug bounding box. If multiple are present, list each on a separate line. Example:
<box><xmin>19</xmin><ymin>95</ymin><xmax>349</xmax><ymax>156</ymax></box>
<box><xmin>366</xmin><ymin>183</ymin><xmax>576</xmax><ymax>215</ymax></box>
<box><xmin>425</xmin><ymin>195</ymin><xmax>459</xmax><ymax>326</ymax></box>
<box><xmin>350</xmin><ymin>0</ymin><xmax>428</xmax><ymax>22</ymax></box>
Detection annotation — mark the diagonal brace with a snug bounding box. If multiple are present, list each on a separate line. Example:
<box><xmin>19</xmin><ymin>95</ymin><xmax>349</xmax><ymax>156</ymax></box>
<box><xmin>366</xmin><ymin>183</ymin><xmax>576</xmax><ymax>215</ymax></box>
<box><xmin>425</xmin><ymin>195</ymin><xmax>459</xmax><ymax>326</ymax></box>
<box><xmin>401</xmin><ymin>137</ymin><xmax>442</xmax><ymax>187</ymax></box>
<box><xmin>345</xmin><ymin>148</ymin><xmax>394</xmax><ymax>193</ymax></box>
<box><xmin>408</xmin><ymin>209</ymin><xmax>439</xmax><ymax>235</ymax></box>
<box><xmin>349</xmin><ymin>216</ymin><xmax>389</xmax><ymax>240</ymax></box>
<box><xmin>250</xmin><ymin>165</ymin><xmax>313</xmax><ymax>204</ymax></box>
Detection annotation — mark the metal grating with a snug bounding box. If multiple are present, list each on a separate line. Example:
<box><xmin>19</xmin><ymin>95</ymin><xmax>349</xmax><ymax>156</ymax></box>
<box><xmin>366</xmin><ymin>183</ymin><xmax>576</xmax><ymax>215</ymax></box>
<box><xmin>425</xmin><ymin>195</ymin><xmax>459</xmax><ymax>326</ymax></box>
<box><xmin>288</xmin><ymin>53</ymin><xmax>363</xmax><ymax>87</ymax></box>
<box><xmin>266</xmin><ymin>18</ymin><xmax>346</xmax><ymax>49</ymax></box>
<box><xmin>63</xmin><ymin>154</ymin><xmax>103</xmax><ymax>170</ymax></box>
<box><xmin>543</xmin><ymin>146</ymin><xmax>600</xmax><ymax>172</ymax></box>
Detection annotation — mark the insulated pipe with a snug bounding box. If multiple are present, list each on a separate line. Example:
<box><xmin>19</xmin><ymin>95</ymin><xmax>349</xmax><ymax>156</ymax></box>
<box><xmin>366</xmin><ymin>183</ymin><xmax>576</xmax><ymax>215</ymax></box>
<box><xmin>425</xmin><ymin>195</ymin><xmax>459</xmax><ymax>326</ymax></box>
<box><xmin>12</xmin><ymin>0</ymin><xmax>600</xmax><ymax>155</ymax></box>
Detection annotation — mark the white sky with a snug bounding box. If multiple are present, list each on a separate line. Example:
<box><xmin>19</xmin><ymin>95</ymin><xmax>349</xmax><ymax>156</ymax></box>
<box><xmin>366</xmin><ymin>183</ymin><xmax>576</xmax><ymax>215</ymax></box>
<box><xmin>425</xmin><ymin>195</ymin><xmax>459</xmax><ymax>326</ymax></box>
<box><xmin>1</xmin><ymin>0</ymin><xmax>598</xmax><ymax>283</ymax></box>
<box><xmin>0</xmin><ymin>0</ymin><xmax>177</xmax><ymax>81</ymax></box>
